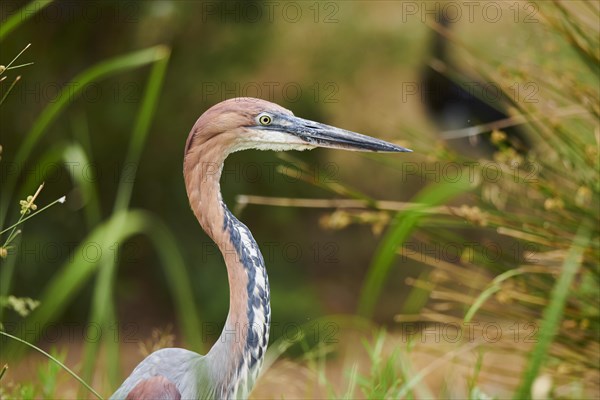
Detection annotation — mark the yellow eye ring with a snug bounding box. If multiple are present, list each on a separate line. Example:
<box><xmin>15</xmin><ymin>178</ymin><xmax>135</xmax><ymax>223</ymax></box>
<box><xmin>258</xmin><ymin>114</ymin><xmax>272</xmax><ymax>126</ymax></box>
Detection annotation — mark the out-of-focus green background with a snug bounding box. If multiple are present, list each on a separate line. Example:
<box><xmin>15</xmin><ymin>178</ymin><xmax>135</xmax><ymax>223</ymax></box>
<box><xmin>1</xmin><ymin>1</ymin><xmax>598</xmax><ymax>398</ymax></box>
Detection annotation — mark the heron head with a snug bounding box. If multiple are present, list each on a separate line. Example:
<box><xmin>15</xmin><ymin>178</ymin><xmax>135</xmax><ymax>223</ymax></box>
<box><xmin>185</xmin><ymin>97</ymin><xmax>411</xmax><ymax>157</ymax></box>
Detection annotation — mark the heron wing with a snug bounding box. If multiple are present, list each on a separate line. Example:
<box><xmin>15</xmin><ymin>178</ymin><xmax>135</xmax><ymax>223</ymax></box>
<box><xmin>125</xmin><ymin>376</ymin><xmax>181</xmax><ymax>400</ymax></box>
<box><xmin>110</xmin><ymin>348</ymin><xmax>215</xmax><ymax>399</ymax></box>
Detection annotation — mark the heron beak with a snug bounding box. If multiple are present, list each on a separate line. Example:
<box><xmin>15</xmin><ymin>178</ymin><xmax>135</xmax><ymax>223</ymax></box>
<box><xmin>278</xmin><ymin>115</ymin><xmax>412</xmax><ymax>153</ymax></box>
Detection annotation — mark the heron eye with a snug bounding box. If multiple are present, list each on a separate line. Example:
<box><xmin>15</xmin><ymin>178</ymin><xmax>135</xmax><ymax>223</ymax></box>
<box><xmin>258</xmin><ymin>114</ymin><xmax>272</xmax><ymax>126</ymax></box>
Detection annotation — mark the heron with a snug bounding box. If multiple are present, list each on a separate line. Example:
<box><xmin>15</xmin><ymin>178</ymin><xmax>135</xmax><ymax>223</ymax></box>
<box><xmin>110</xmin><ymin>97</ymin><xmax>411</xmax><ymax>399</ymax></box>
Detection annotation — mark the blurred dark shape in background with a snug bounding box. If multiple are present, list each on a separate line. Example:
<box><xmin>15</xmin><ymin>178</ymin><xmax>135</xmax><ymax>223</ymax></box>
<box><xmin>421</xmin><ymin>12</ymin><xmax>531</xmax><ymax>159</ymax></box>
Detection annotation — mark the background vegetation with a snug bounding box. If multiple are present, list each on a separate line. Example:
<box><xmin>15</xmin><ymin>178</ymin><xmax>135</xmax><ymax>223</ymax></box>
<box><xmin>0</xmin><ymin>1</ymin><xmax>598</xmax><ymax>399</ymax></box>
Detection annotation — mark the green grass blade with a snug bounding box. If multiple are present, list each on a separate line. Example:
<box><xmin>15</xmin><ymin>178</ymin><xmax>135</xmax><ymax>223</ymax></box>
<box><xmin>0</xmin><ymin>331</ymin><xmax>103</xmax><ymax>400</ymax></box>
<box><xmin>3</xmin><ymin>210</ymin><xmax>148</xmax><ymax>359</ymax></box>
<box><xmin>81</xmin><ymin>47</ymin><xmax>170</xmax><ymax>389</ymax></box>
<box><xmin>464</xmin><ymin>269</ymin><xmax>528</xmax><ymax>323</ymax></box>
<box><xmin>397</xmin><ymin>342</ymin><xmax>478</xmax><ymax>398</ymax></box>
<box><xmin>0</xmin><ymin>0</ymin><xmax>53</xmax><ymax>40</ymax></box>
<box><xmin>113</xmin><ymin>47</ymin><xmax>170</xmax><ymax>213</ymax></box>
<box><xmin>358</xmin><ymin>178</ymin><xmax>472</xmax><ymax>317</ymax></box>
<box><xmin>397</xmin><ymin>344</ymin><xmax>435</xmax><ymax>399</ymax></box>
<box><xmin>343</xmin><ymin>363</ymin><xmax>359</xmax><ymax>399</ymax></box>
<box><xmin>143</xmin><ymin>218</ymin><xmax>204</xmax><ymax>352</ymax></box>
<box><xmin>62</xmin><ymin>143</ymin><xmax>102</xmax><ymax>228</ymax></box>
<box><xmin>79</xmin><ymin>217</ymin><xmax>126</xmax><ymax>390</ymax></box>
<box><xmin>79</xmin><ymin>212</ymin><xmax>203</xmax><ymax>394</ymax></box>
<box><xmin>1</xmin><ymin>210</ymin><xmax>201</xmax><ymax>392</ymax></box>
<box><xmin>514</xmin><ymin>222</ymin><xmax>592</xmax><ymax>399</ymax></box>
<box><xmin>0</xmin><ymin>45</ymin><xmax>168</xmax><ymax>227</ymax></box>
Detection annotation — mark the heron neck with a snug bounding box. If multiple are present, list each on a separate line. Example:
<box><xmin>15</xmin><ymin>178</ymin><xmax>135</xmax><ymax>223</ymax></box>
<box><xmin>184</xmin><ymin>144</ymin><xmax>270</xmax><ymax>398</ymax></box>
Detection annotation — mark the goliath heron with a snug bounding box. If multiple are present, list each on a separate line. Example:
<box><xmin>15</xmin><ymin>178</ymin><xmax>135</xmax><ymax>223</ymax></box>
<box><xmin>110</xmin><ymin>97</ymin><xmax>411</xmax><ymax>399</ymax></box>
